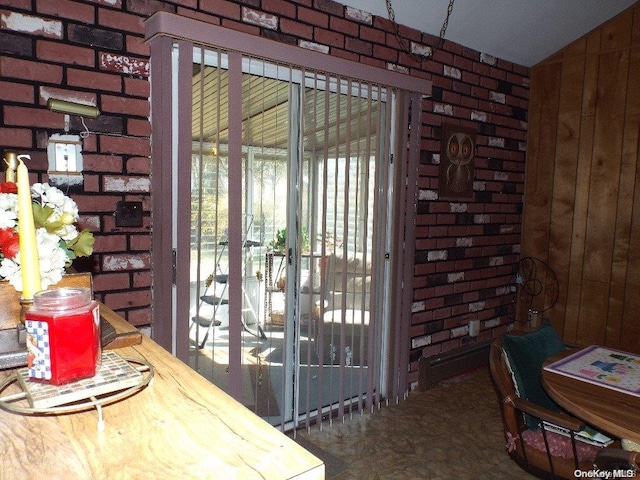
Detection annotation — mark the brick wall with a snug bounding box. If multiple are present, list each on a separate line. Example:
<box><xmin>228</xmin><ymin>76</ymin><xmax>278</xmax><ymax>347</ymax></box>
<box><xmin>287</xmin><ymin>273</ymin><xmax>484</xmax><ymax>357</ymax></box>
<box><xmin>0</xmin><ymin>0</ymin><xmax>528</xmax><ymax>385</ymax></box>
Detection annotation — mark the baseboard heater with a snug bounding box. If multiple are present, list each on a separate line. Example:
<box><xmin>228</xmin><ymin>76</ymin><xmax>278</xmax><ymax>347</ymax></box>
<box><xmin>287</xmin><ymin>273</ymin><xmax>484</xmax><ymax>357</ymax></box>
<box><xmin>418</xmin><ymin>340</ymin><xmax>491</xmax><ymax>390</ymax></box>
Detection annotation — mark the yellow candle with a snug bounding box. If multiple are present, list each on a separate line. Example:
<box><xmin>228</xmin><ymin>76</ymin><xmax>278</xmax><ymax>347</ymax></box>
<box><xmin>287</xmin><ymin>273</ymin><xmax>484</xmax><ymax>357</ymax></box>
<box><xmin>4</xmin><ymin>152</ymin><xmax>17</xmax><ymax>183</ymax></box>
<box><xmin>17</xmin><ymin>156</ymin><xmax>41</xmax><ymax>299</ymax></box>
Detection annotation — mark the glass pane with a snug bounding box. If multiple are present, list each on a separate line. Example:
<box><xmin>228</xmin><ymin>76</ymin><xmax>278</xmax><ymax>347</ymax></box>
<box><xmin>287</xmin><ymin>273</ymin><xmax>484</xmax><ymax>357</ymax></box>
<box><xmin>297</xmin><ymin>78</ymin><xmax>385</xmax><ymax>419</ymax></box>
<box><xmin>189</xmin><ymin>51</ymin><xmax>233</xmax><ymax>393</ymax></box>
<box><xmin>188</xmin><ymin>50</ymin><xmax>294</xmax><ymax>425</ymax></box>
<box><xmin>187</xmin><ymin>48</ymin><xmax>387</xmax><ymax>428</ymax></box>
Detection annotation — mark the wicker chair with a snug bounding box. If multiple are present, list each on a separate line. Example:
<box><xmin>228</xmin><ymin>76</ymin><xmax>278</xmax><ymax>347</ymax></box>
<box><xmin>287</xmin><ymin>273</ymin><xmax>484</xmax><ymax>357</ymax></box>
<box><xmin>490</xmin><ymin>335</ymin><xmax>608</xmax><ymax>479</ymax></box>
<box><xmin>594</xmin><ymin>448</ymin><xmax>640</xmax><ymax>473</ymax></box>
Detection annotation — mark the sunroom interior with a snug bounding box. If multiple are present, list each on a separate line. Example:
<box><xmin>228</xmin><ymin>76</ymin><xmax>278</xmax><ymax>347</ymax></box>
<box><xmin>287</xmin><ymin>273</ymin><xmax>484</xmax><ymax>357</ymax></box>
<box><xmin>185</xmin><ymin>55</ymin><xmax>392</xmax><ymax>429</ymax></box>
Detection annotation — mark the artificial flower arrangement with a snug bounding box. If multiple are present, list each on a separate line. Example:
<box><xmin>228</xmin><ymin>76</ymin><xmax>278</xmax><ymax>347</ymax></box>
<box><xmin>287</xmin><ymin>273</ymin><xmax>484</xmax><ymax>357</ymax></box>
<box><xmin>0</xmin><ymin>181</ymin><xmax>94</xmax><ymax>292</ymax></box>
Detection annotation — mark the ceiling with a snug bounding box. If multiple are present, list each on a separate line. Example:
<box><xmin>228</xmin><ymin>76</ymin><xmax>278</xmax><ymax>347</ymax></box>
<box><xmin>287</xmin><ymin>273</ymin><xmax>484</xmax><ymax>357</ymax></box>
<box><xmin>339</xmin><ymin>0</ymin><xmax>638</xmax><ymax>67</ymax></box>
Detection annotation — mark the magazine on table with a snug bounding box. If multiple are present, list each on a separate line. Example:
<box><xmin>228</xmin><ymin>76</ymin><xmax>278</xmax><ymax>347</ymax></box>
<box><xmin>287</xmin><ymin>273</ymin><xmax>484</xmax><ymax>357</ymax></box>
<box><xmin>542</xmin><ymin>421</ymin><xmax>614</xmax><ymax>447</ymax></box>
<box><xmin>543</xmin><ymin>345</ymin><xmax>640</xmax><ymax>397</ymax></box>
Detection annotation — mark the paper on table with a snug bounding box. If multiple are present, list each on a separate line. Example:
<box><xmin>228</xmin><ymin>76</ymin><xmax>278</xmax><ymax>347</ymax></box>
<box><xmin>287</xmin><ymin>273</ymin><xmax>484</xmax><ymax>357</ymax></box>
<box><xmin>544</xmin><ymin>345</ymin><xmax>640</xmax><ymax>397</ymax></box>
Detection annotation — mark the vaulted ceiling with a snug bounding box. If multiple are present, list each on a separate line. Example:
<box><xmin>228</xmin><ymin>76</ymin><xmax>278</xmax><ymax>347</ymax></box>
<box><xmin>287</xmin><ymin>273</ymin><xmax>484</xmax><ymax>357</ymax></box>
<box><xmin>340</xmin><ymin>0</ymin><xmax>638</xmax><ymax>67</ymax></box>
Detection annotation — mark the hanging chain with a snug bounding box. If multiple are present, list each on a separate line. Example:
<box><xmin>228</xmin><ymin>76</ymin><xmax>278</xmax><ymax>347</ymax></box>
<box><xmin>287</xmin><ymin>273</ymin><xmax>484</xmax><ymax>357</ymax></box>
<box><xmin>386</xmin><ymin>0</ymin><xmax>455</xmax><ymax>62</ymax></box>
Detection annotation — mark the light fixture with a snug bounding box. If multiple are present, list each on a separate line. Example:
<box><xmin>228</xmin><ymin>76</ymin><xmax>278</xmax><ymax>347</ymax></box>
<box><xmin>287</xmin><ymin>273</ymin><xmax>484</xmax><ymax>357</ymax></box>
<box><xmin>47</xmin><ymin>98</ymin><xmax>100</xmax><ymax>118</ymax></box>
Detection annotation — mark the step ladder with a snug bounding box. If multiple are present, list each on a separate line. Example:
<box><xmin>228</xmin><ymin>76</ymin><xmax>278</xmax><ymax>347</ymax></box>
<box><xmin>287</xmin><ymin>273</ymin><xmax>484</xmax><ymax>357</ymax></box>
<box><xmin>190</xmin><ymin>219</ymin><xmax>266</xmax><ymax>349</ymax></box>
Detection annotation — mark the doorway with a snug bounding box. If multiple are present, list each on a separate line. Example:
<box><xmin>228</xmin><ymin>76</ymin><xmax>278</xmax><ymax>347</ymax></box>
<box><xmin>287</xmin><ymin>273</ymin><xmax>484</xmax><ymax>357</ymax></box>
<box><xmin>146</xmin><ymin>12</ymin><xmax>429</xmax><ymax>431</ymax></box>
<box><xmin>186</xmin><ymin>50</ymin><xmax>392</xmax><ymax>427</ymax></box>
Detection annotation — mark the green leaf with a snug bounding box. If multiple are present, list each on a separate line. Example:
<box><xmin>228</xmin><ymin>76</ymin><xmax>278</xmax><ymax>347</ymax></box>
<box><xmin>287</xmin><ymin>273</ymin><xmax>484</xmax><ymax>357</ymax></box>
<box><xmin>67</xmin><ymin>229</ymin><xmax>95</xmax><ymax>257</ymax></box>
<box><xmin>32</xmin><ymin>203</ymin><xmax>54</xmax><ymax>229</ymax></box>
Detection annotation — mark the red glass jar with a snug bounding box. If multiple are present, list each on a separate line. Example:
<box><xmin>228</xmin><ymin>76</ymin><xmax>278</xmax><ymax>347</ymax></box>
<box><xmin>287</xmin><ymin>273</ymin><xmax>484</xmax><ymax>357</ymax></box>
<box><xmin>25</xmin><ymin>287</ymin><xmax>100</xmax><ymax>385</ymax></box>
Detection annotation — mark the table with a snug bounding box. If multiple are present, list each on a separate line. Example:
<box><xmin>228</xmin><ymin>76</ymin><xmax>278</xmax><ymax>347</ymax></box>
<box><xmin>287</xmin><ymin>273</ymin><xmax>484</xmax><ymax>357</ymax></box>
<box><xmin>542</xmin><ymin>347</ymin><xmax>640</xmax><ymax>445</ymax></box>
<box><xmin>0</xmin><ymin>304</ymin><xmax>324</xmax><ymax>479</ymax></box>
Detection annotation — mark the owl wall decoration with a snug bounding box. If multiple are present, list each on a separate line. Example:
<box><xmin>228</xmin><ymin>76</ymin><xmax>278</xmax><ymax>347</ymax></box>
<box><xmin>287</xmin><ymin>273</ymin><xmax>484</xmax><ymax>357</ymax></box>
<box><xmin>438</xmin><ymin>123</ymin><xmax>476</xmax><ymax>199</ymax></box>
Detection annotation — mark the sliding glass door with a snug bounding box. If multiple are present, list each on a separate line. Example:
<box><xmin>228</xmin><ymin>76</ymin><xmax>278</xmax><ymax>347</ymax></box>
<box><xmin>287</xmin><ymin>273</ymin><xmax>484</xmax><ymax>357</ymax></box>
<box><xmin>184</xmin><ymin>47</ymin><xmax>395</xmax><ymax>427</ymax></box>
<box><xmin>147</xmin><ymin>13</ymin><xmax>428</xmax><ymax>432</ymax></box>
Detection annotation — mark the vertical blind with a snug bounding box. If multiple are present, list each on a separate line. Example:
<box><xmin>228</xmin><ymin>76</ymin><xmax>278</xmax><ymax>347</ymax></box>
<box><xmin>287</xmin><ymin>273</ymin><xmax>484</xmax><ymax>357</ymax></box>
<box><xmin>146</xmin><ymin>12</ymin><xmax>426</xmax><ymax>432</ymax></box>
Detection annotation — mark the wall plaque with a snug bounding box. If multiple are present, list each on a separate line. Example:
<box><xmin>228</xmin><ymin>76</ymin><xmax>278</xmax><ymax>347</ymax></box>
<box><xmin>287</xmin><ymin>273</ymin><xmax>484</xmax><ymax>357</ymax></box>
<box><xmin>439</xmin><ymin>123</ymin><xmax>476</xmax><ymax>199</ymax></box>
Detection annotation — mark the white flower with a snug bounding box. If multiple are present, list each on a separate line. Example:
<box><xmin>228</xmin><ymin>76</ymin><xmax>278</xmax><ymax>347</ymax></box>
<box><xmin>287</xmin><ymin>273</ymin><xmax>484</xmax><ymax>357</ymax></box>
<box><xmin>33</xmin><ymin>183</ymin><xmax>79</xmax><ymax>218</ymax></box>
<box><xmin>0</xmin><ymin>182</ymin><xmax>94</xmax><ymax>293</ymax></box>
<box><xmin>0</xmin><ymin>257</ymin><xmax>20</xmax><ymax>290</ymax></box>
<box><xmin>55</xmin><ymin>224</ymin><xmax>78</xmax><ymax>242</ymax></box>
<box><xmin>36</xmin><ymin>229</ymin><xmax>68</xmax><ymax>289</ymax></box>
<box><xmin>0</xmin><ymin>194</ymin><xmax>17</xmax><ymax>229</ymax></box>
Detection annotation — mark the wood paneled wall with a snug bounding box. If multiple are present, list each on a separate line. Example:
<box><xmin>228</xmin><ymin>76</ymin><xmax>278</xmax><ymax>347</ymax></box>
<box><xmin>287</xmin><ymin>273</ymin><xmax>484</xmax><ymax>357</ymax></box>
<box><xmin>522</xmin><ymin>4</ymin><xmax>640</xmax><ymax>353</ymax></box>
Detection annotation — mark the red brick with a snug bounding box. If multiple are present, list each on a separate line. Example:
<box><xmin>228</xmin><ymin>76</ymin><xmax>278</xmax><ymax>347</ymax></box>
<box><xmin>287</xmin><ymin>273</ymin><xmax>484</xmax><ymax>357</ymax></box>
<box><xmin>127</xmin><ymin>0</ymin><xmax>178</xmax><ymax>16</ymax></box>
<box><xmin>360</xmin><ymin>25</ymin><xmax>385</xmax><ymax>44</ymax></box>
<box><xmin>298</xmin><ymin>6</ymin><xmax>328</xmax><ymax>28</ymax></box>
<box><xmin>262</xmin><ymin>0</ymin><xmax>296</xmax><ymax>18</ymax></box>
<box><xmin>1</xmin><ymin>10</ymin><xmax>62</xmax><ymax>39</ymax></box>
<box><xmin>74</xmin><ymin>194</ymin><xmax>122</xmax><ymax>214</ymax></box>
<box><xmin>314</xmin><ymin>27</ymin><xmax>343</xmax><ymax>48</ymax></box>
<box><xmin>100</xmin><ymin>52</ymin><xmax>149</xmax><ymax>77</ymax></box>
<box><xmin>94</xmin><ymin>234</ymin><xmax>128</xmax><ymax>253</ymax></box>
<box><xmin>67</xmin><ymin>69</ymin><xmax>122</xmax><ymax>92</ymax></box>
<box><xmin>97</xmin><ymin>8</ymin><xmax>145</xmax><ymax>35</ymax></box>
<box><xmin>330</xmin><ymin>15</ymin><xmax>358</xmax><ymax>37</ymax></box>
<box><xmin>37</xmin><ymin>40</ymin><xmax>95</xmax><ymax>67</ymax></box>
<box><xmin>200</xmin><ymin>0</ymin><xmax>241</xmax><ymax>20</ymax></box>
<box><xmin>92</xmin><ymin>272</ymin><xmax>131</xmax><ymax>292</ymax></box>
<box><xmin>220</xmin><ymin>18</ymin><xmax>259</xmax><ymax>36</ymax></box>
<box><xmin>102</xmin><ymin>253</ymin><xmax>151</xmax><ymax>272</ymax></box>
<box><xmin>131</xmin><ymin>235</ymin><xmax>152</xmax><ymax>253</ymax></box>
<box><xmin>281</xmin><ymin>17</ymin><xmax>312</xmax><ymax>39</ymax></box>
<box><xmin>357</xmin><ymin>55</ymin><xmax>384</xmax><ymax>70</ymax></box>
<box><xmin>4</xmin><ymin>106</ymin><xmax>61</xmax><ymax>129</ymax></box>
<box><xmin>314</xmin><ymin>0</ymin><xmax>343</xmax><ymax>17</ymax></box>
<box><xmin>80</xmin><ymin>133</ymin><xmax>97</xmax><ymax>153</ymax></box>
<box><xmin>175</xmin><ymin>7</ymin><xmax>220</xmax><ymax>26</ymax></box>
<box><xmin>0</xmin><ymin>127</ymin><xmax>33</xmax><ymax>148</ymax></box>
<box><xmin>126</xmin><ymin>35</ymin><xmax>150</xmax><ymax>57</ymax></box>
<box><xmin>0</xmin><ymin>56</ymin><xmax>63</xmax><ymax>83</ymax></box>
<box><xmin>124</xmin><ymin>77</ymin><xmax>149</xmax><ymax>98</ymax></box>
<box><xmin>345</xmin><ymin>37</ymin><xmax>371</xmax><ymax>56</ymax></box>
<box><xmin>100</xmin><ymin>135</ymin><xmax>150</xmax><ymax>156</ymax></box>
<box><xmin>0</xmin><ymin>81</ymin><xmax>33</xmax><ymax>102</ymax></box>
<box><xmin>37</xmin><ymin>0</ymin><xmax>95</xmax><ymax>23</ymax></box>
<box><xmin>101</xmin><ymin>94</ymin><xmax>149</xmax><ymax>117</ymax></box>
<box><xmin>126</xmin><ymin>155</ymin><xmax>151</xmax><ymax>174</ymax></box>
<box><xmin>104</xmin><ymin>288</ymin><xmax>151</xmax><ymax>309</ymax></box>
<box><xmin>127</xmin><ymin>118</ymin><xmax>151</xmax><ymax>137</ymax></box>
<box><xmin>126</xmin><ymin>307</ymin><xmax>152</xmax><ymax>327</ymax></box>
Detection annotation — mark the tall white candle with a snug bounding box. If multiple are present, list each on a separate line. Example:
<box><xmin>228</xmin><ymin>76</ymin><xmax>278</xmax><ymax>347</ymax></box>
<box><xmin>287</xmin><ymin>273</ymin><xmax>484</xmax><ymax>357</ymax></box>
<box><xmin>16</xmin><ymin>156</ymin><xmax>41</xmax><ymax>299</ymax></box>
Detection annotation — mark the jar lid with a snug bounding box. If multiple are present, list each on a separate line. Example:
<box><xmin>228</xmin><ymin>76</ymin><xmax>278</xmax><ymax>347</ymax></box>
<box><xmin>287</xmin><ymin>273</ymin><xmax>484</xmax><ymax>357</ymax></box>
<box><xmin>33</xmin><ymin>287</ymin><xmax>92</xmax><ymax>310</ymax></box>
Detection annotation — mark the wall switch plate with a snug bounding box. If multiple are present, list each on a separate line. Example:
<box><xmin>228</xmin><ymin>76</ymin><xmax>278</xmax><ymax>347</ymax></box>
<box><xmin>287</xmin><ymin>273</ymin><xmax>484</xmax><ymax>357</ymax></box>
<box><xmin>47</xmin><ymin>134</ymin><xmax>83</xmax><ymax>173</ymax></box>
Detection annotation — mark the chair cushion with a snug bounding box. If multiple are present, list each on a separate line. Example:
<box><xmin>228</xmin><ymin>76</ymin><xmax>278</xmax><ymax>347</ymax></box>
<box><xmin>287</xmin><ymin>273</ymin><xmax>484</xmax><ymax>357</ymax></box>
<box><xmin>519</xmin><ymin>428</ymin><xmax>601</xmax><ymax>463</ymax></box>
<box><xmin>502</xmin><ymin>321</ymin><xmax>566</xmax><ymax>427</ymax></box>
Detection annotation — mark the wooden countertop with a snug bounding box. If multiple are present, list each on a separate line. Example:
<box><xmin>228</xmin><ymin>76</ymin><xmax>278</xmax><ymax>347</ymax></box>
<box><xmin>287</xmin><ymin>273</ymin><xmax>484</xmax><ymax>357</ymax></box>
<box><xmin>0</xmin><ymin>304</ymin><xmax>324</xmax><ymax>479</ymax></box>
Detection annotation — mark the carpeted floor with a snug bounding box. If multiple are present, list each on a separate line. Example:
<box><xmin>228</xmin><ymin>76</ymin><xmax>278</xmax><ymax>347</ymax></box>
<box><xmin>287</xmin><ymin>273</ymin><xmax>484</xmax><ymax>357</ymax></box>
<box><xmin>293</xmin><ymin>366</ymin><xmax>537</xmax><ymax>479</ymax></box>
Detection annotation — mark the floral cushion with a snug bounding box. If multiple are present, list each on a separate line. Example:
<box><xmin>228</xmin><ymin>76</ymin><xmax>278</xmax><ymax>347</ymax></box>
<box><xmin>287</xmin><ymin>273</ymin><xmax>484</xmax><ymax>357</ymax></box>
<box><xmin>507</xmin><ymin>429</ymin><xmax>601</xmax><ymax>463</ymax></box>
